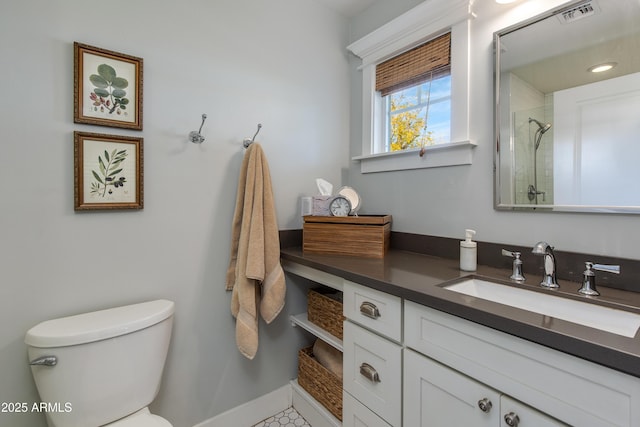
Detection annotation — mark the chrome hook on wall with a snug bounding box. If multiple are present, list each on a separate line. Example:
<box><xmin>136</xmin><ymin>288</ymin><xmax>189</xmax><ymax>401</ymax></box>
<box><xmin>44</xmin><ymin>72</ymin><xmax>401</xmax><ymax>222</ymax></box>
<box><xmin>243</xmin><ymin>123</ymin><xmax>262</xmax><ymax>148</ymax></box>
<box><xmin>189</xmin><ymin>114</ymin><xmax>207</xmax><ymax>144</ymax></box>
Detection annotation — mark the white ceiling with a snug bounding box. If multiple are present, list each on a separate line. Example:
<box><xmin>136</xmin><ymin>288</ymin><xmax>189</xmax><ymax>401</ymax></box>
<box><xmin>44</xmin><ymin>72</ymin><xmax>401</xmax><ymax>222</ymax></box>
<box><xmin>313</xmin><ymin>0</ymin><xmax>377</xmax><ymax>17</ymax></box>
<box><xmin>500</xmin><ymin>0</ymin><xmax>640</xmax><ymax>93</ymax></box>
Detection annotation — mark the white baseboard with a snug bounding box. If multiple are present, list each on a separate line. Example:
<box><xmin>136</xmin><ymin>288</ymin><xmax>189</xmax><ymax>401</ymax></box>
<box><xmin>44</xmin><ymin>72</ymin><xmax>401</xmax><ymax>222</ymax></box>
<box><xmin>192</xmin><ymin>384</ymin><xmax>292</xmax><ymax>427</ymax></box>
<box><xmin>291</xmin><ymin>379</ymin><xmax>340</xmax><ymax>427</ymax></box>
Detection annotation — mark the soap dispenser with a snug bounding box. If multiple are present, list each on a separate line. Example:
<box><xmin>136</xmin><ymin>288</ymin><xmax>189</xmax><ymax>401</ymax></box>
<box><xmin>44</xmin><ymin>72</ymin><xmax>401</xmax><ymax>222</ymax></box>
<box><xmin>460</xmin><ymin>229</ymin><xmax>477</xmax><ymax>272</ymax></box>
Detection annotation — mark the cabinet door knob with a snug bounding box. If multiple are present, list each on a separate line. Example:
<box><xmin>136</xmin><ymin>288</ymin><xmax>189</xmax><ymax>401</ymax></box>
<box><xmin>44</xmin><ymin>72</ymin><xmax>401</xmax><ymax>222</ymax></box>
<box><xmin>359</xmin><ymin>362</ymin><xmax>381</xmax><ymax>383</ymax></box>
<box><xmin>477</xmin><ymin>398</ymin><xmax>493</xmax><ymax>413</ymax></box>
<box><xmin>504</xmin><ymin>412</ymin><xmax>520</xmax><ymax>427</ymax></box>
<box><xmin>360</xmin><ymin>301</ymin><xmax>381</xmax><ymax>319</ymax></box>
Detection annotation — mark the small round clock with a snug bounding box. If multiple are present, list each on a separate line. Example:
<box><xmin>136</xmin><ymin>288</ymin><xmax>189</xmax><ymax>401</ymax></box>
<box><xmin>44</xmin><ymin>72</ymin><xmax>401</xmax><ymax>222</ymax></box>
<box><xmin>329</xmin><ymin>196</ymin><xmax>352</xmax><ymax>216</ymax></box>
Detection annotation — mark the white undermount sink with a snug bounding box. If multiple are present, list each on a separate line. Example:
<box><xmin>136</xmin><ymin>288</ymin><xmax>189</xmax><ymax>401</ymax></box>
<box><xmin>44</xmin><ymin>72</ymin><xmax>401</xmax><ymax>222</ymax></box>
<box><xmin>444</xmin><ymin>278</ymin><xmax>640</xmax><ymax>338</ymax></box>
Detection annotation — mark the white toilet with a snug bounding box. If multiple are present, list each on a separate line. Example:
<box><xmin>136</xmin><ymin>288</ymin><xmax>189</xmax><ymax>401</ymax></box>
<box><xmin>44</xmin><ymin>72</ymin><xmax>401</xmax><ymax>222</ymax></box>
<box><xmin>25</xmin><ymin>299</ymin><xmax>175</xmax><ymax>427</ymax></box>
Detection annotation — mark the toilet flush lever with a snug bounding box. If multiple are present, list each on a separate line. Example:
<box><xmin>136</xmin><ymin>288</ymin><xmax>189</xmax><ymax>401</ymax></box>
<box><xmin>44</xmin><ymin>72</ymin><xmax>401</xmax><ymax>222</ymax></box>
<box><xmin>29</xmin><ymin>355</ymin><xmax>57</xmax><ymax>366</ymax></box>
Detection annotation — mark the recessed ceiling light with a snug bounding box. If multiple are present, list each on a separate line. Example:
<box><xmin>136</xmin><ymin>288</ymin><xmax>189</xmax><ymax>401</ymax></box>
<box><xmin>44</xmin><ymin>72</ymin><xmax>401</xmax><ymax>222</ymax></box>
<box><xmin>588</xmin><ymin>62</ymin><xmax>617</xmax><ymax>73</ymax></box>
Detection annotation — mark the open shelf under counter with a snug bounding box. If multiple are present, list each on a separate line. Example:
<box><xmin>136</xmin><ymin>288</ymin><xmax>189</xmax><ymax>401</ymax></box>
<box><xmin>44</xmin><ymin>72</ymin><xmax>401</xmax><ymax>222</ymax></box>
<box><xmin>282</xmin><ymin>259</ymin><xmax>343</xmax><ymax>291</ymax></box>
<box><xmin>290</xmin><ymin>313</ymin><xmax>343</xmax><ymax>352</ymax></box>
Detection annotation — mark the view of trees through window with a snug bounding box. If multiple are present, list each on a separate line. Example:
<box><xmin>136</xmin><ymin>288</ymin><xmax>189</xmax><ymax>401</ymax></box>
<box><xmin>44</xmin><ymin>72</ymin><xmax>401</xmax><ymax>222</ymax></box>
<box><xmin>386</xmin><ymin>74</ymin><xmax>451</xmax><ymax>152</ymax></box>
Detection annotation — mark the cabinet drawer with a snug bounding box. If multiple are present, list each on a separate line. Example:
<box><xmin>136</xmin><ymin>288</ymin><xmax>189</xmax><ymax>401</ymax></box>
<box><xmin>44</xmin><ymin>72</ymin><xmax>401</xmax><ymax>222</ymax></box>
<box><xmin>343</xmin><ymin>321</ymin><xmax>402</xmax><ymax>427</ymax></box>
<box><xmin>343</xmin><ymin>391</ymin><xmax>392</xmax><ymax>427</ymax></box>
<box><xmin>343</xmin><ymin>280</ymin><xmax>401</xmax><ymax>342</ymax></box>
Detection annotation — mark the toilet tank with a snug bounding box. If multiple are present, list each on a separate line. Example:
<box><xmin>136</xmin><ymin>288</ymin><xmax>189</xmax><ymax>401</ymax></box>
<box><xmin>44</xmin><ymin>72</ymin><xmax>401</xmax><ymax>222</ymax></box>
<box><xmin>25</xmin><ymin>300</ymin><xmax>175</xmax><ymax>427</ymax></box>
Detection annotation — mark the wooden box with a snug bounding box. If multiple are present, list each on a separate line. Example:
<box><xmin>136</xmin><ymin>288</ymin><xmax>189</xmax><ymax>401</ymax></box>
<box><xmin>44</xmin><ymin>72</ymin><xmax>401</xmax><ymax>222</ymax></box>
<box><xmin>303</xmin><ymin>215</ymin><xmax>392</xmax><ymax>258</ymax></box>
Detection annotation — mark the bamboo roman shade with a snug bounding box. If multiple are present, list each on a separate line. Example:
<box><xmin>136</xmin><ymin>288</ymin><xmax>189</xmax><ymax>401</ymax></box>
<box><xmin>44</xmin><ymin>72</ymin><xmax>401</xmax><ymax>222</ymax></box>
<box><xmin>376</xmin><ymin>32</ymin><xmax>451</xmax><ymax>97</ymax></box>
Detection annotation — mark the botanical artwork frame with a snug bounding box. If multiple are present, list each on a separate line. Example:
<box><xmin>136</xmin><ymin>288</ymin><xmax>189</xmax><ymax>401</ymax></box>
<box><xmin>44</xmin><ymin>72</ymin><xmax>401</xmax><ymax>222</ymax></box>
<box><xmin>74</xmin><ymin>132</ymin><xmax>143</xmax><ymax>211</ymax></box>
<box><xmin>74</xmin><ymin>42</ymin><xmax>143</xmax><ymax>130</ymax></box>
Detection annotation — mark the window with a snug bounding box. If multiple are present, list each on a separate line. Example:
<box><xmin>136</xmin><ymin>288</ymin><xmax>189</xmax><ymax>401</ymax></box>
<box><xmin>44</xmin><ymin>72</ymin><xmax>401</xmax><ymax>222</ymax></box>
<box><xmin>385</xmin><ymin>75</ymin><xmax>451</xmax><ymax>151</ymax></box>
<box><xmin>376</xmin><ymin>33</ymin><xmax>452</xmax><ymax>153</ymax></box>
<box><xmin>347</xmin><ymin>0</ymin><xmax>476</xmax><ymax>173</ymax></box>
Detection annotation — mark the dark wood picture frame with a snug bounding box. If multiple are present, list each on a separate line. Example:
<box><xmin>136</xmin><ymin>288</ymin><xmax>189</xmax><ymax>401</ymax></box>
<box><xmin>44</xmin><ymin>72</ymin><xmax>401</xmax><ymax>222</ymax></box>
<box><xmin>74</xmin><ymin>131</ymin><xmax>144</xmax><ymax>211</ymax></box>
<box><xmin>74</xmin><ymin>42</ymin><xmax>143</xmax><ymax>130</ymax></box>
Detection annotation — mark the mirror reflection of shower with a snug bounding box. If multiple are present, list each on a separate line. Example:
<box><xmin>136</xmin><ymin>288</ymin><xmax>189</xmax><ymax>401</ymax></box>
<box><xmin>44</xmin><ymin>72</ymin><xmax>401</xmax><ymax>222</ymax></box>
<box><xmin>527</xmin><ymin>117</ymin><xmax>552</xmax><ymax>204</ymax></box>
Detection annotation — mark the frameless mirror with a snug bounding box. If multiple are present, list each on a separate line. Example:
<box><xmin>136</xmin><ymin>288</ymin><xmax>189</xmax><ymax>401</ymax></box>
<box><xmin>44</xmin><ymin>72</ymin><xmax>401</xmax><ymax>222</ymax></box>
<box><xmin>494</xmin><ymin>0</ymin><xmax>640</xmax><ymax>213</ymax></box>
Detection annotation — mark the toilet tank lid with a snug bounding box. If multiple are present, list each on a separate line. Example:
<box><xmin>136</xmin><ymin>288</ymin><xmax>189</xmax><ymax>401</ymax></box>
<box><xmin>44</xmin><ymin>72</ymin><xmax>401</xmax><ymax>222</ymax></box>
<box><xmin>25</xmin><ymin>299</ymin><xmax>175</xmax><ymax>348</ymax></box>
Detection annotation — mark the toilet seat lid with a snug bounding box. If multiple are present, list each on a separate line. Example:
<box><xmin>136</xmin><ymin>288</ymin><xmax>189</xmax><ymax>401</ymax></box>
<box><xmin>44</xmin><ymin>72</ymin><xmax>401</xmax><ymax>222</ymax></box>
<box><xmin>25</xmin><ymin>299</ymin><xmax>175</xmax><ymax>348</ymax></box>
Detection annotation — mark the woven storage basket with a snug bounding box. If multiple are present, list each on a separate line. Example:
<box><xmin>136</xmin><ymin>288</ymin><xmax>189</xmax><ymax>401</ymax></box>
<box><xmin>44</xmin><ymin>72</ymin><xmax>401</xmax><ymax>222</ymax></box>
<box><xmin>298</xmin><ymin>346</ymin><xmax>343</xmax><ymax>421</ymax></box>
<box><xmin>308</xmin><ymin>289</ymin><xmax>345</xmax><ymax>340</ymax></box>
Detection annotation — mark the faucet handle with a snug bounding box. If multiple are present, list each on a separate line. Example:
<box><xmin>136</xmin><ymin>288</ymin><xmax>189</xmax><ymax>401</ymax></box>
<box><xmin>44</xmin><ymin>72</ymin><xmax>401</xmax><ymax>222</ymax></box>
<box><xmin>590</xmin><ymin>262</ymin><xmax>620</xmax><ymax>275</ymax></box>
<box><xmin>579</xmin><ymin>262</ymin><xmax>621</xmax><ymax>296</ymax></box>
<box><xmin>502</xmin><ymin>249</ymin><xmax>519</xmax><ymax>258</ymax></box>
<box><xmin>502</xmin><ymin>249</ymin><xmax>525</xmax><ymax>282</ymax></box>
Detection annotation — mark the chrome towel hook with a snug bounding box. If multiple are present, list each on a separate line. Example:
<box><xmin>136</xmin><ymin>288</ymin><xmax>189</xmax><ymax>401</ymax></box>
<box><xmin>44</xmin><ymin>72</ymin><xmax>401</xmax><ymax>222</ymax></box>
<box><xmin>189</xmin><ymin>114</ymin><xmax>207</xmax><ymax>144</ymax></box>
<box><xmin>243</xmin><ymin>123</ymin><xmax>262</xmax><ymax>148</ymax></box>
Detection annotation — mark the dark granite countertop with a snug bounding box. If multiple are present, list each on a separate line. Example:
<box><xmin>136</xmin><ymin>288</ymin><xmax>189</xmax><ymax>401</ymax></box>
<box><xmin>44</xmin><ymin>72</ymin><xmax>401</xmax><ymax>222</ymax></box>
<box><xmin>281</xmin><ymin>247</ymin><xmax>640</xmax><ymax>378</ymax></box>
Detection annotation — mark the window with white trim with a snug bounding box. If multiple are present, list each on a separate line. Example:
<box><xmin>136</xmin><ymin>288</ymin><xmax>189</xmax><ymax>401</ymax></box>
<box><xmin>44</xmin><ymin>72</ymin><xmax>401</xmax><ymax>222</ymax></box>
<box><xmin>347</xmin><ymin>0</ymin><xmax>475</xmax><ymax>173</ymax></box>
<box><xmin>378</xmin><ymin>32</ymin><xmax>452</xmax><ymax>154</ymax></box>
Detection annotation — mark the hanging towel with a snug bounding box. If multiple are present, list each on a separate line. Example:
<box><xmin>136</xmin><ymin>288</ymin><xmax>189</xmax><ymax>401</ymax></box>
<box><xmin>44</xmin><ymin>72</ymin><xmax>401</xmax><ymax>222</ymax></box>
<box><xmin>225</xmin><ymin>143</ymin><xmax>286</xmax><ymax>360</ymax></box>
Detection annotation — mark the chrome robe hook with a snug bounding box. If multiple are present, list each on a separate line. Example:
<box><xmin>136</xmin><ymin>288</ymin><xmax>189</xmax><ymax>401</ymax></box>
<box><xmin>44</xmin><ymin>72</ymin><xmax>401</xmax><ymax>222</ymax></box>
<box><xmin>189</xmin><ymin>114</ymin><xmax>207</xmax><ymax>144</ymax></box>
<box><xmin>243</xmin><ymin>123</ymin><xmax>262</xmax><ymax>148</ymax></box>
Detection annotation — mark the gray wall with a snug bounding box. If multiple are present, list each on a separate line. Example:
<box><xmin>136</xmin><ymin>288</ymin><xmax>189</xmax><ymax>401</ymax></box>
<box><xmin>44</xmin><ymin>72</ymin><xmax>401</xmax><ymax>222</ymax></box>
<box><xmin>347</xmin><ymin>0</ymin><xmax>640</xmax><ymax>260</ymax></box>
<box><xmin>2</xmin><ymin>0</ymin><xmax>639</xmax><ymax>426</ymax></box>
<box><xmin>0</xmin><ymin>1</ymin><xmax>349</xmax><ymax>426</ymax></box>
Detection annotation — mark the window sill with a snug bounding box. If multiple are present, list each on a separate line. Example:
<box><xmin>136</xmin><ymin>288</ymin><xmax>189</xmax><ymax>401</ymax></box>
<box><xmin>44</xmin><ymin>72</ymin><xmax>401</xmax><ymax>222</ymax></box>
<box><xmin>352</xmin><ymin>140</ymin><xmax>476</xmax><ymax>173</ymax></box>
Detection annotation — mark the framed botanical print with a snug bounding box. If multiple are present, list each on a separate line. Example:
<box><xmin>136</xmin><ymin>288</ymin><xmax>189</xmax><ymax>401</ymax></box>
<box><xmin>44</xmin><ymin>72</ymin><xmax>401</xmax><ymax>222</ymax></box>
<box><xmin>74</xmin><ymin>132</ymin><xmax>143</xmax><ymax>210</ymax></box>
<box><xmin>74</xmin><ymin>42</ymin><xmax>143</xmax><ymax>130</ymax></box>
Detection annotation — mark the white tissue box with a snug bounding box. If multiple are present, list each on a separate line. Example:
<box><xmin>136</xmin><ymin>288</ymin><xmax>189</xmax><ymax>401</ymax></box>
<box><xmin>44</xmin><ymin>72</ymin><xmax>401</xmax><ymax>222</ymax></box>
<box><xmin>312</xmin><ymin>196</ymin><xmax>332</xmax><ymax>216</ymax></box>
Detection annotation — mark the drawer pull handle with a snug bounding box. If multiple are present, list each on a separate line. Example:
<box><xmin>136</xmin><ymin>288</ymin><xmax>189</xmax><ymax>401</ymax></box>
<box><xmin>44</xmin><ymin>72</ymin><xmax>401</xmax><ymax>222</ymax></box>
<box><xmin>359</xmin><ymin>362</ymin><xmax>381</xmax><ymax>383</ymax></box>
<box><xmin>477</xmin><ymin>398</ymin><xmax>492</xmax><ymax>413</ymax></box>
<box><xmin>359</xmin><ymin>301</ymin><xmax>380</xmax><ymax>319</ymax></box>
<box><xmin>504</xmin><ymin>412</ymin><xmax>520</xmax><ymax>427</ymax></box>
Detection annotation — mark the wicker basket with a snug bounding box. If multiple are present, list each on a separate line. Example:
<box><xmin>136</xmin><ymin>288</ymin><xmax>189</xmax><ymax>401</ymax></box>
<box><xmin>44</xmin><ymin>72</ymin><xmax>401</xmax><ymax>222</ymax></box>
<box><xmin>308</xmin><ymin>289</ymin><xmax>345</xmax><ymax>340</ymax></box>
<box><xmin>298</xmin><ymin>346</ymin><xmax>343</xmax><ymax>420</ymax></box>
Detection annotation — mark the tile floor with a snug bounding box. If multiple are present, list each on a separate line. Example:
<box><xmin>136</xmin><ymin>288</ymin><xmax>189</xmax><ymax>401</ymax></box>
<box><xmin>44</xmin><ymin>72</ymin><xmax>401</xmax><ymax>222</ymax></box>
<box><xmin>252</xmin><ymin>406</ymin><xmax>311</xmax><ymax>427</ymax></box>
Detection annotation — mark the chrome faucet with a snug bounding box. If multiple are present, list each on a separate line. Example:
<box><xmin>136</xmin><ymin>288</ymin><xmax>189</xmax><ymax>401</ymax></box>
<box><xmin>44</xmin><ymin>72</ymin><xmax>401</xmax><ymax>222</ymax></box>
<box><xmin>502</xmin><ymin>249</ymin><xmax>525</xmax><ymax>282</ymax></box>
<box><xmin>579</xmin><ymin>262</ymin><xmax>620</xmax><ymax>296</ymax></box>
<box><xmin>531</xmin><ymin>242</ymin><xmax>559</xmax><ymax>288</ymax></box>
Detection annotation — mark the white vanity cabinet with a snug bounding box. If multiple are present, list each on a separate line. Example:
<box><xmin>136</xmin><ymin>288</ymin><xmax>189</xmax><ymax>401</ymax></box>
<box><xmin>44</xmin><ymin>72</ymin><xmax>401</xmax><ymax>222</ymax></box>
<box><xmin>404</xmin><ymin>348</ymin><xmax>500</xmax><ymax>427</ymax></box>
<box><xmin>404</xmin><ymin>300</ymin><xmax>640</xmax><ymax>427</ymax></box>
<box><xmin>284</xmin><ymin>259</ymin><xmax>640</xmax><ymax>427</ymax></box>
<box><xmin>342</xmin><ymin>281</ymin><xmax>402</xmax><ymax>427</ymax></box>
<box><xmin>404</xmin><ymin>349</ymin><xmax>568</xmax><ymax>427</ymax></box>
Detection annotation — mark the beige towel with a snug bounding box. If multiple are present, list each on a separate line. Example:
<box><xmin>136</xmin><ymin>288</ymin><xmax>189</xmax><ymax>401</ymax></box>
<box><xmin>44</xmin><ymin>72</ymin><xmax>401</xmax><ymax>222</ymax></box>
<box><xmin>226</xmin><ymin>143</ymin><xmax>286</xmax><ymax>359</ymax></box>
<box><xmin>313</xmin><ymin>339</ymin><xmax>343</xmax><ymax>379</ymax></box>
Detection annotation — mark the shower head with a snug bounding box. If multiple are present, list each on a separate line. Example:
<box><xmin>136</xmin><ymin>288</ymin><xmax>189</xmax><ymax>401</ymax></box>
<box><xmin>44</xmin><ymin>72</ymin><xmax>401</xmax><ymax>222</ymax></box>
<box><xmin>529</xmin><ymin>118</ymin><xmax>552</xmax><ymax>150</ymax></box>
<box><xmin>540</xmin><ymin>122</ymin><xmax>552</xmax><ymax>134</ymax></box>
<box><xmin>529</xmin><ymin>117</ymin><xmax>552</xmax><ymax>134</ymax></box>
